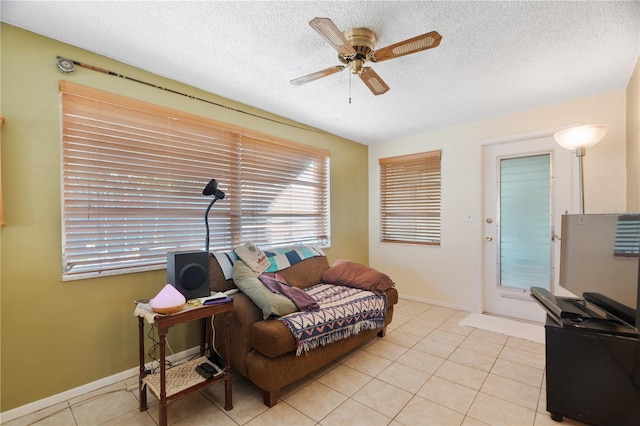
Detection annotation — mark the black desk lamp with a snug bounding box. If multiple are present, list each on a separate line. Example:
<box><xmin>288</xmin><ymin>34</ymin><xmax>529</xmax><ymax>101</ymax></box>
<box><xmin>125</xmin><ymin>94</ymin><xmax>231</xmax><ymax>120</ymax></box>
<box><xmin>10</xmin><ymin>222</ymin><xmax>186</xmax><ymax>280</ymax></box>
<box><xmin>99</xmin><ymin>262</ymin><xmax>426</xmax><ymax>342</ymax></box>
<box><xmin>203</xmin><ymin>179</ymin><xmax>225</xmax><ymax>252</ymax></box>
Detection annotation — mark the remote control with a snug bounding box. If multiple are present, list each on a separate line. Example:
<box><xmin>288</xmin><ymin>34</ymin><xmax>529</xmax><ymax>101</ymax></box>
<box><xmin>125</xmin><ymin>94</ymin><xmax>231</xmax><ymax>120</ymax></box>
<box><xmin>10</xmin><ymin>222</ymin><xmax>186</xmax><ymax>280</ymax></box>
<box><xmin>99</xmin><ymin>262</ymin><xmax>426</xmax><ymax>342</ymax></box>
<box><xmin>203</xmin><ymin>297</ymin><xmax>231</xmax><ymax>305</ymax></box>
<box><xmin>199</xmin><ymin>362</ymin><xmax>216</xmax><ymax>374</ymax></box>
<box><xmin>200</xmin><ymin>293</ymin><xmax>227</xmax><ymax>304</ymax></box>
<box><xmin>195</xmin><ymin>365</ymin><xmax>212</xmax><ymax>380</ymax></box>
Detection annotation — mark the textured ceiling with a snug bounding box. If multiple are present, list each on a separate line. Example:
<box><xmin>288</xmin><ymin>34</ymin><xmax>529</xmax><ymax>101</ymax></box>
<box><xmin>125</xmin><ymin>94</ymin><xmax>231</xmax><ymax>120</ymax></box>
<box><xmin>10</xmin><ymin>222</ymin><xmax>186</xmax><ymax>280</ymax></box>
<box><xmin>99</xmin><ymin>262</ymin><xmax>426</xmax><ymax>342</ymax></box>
<box><xmin>2</xmin><ymin>1</ymin><xmax>639</xmax><ymax>145</ymax></box>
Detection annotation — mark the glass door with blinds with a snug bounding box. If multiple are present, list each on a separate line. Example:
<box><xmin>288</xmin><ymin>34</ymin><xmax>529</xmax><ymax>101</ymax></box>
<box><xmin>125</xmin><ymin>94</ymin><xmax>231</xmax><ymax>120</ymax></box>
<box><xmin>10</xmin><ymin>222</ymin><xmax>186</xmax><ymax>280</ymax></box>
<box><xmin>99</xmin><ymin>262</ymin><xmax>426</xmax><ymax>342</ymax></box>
<box><xmin>498</xmin><ymin>154</ymin><xmax>551</xmax><ymax>291</ymax></box>
<box><xmin>482</xmin><ymin>135</ymin><xmax>574</xmax><ymax>322</ymax></box>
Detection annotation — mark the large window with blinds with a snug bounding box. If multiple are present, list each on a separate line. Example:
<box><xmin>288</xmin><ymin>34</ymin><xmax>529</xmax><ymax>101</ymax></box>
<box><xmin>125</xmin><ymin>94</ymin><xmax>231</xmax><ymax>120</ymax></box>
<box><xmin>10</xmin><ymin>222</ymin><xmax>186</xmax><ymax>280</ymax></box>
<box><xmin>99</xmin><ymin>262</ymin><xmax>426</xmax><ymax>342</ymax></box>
<box><xmin>379</xmin><ymin>150</ymin><xmax>442</xmax><ymax>245</ymax></box>
<box><xmin>60</xmin><ymin>81</ymin><xmax>330</xmax><ymax>279</ymax></box>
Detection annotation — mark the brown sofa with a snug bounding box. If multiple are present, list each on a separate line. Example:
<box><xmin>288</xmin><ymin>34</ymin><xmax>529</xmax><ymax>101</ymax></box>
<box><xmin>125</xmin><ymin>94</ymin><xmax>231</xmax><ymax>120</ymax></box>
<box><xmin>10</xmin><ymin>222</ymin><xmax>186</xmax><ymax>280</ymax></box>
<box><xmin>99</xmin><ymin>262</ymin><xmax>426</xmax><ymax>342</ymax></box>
<box><xmin>209</xmin><ymin>252</ymin><xmax>398</xmax><ymax>407</ymax></box>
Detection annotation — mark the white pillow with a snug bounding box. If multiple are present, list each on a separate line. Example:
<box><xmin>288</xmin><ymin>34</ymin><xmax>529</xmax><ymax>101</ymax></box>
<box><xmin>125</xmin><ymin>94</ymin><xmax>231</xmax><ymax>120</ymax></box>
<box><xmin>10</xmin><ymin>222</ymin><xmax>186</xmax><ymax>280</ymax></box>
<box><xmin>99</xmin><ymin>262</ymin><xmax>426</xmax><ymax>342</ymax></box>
<box><xmin>233</xmin><ymin>242</ymin><xmax>269</xmax><ymax>275</ymax></box>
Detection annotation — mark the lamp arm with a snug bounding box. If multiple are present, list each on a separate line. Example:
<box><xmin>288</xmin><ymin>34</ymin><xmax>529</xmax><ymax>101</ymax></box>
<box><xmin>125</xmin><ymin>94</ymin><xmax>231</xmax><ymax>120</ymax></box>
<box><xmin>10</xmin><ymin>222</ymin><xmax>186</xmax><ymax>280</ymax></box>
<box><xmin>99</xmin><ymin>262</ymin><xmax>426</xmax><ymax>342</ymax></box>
<box><xmin>204</xmin><ymin>198</ymin><xmax>218</xmax><ymax>253</ymax></box>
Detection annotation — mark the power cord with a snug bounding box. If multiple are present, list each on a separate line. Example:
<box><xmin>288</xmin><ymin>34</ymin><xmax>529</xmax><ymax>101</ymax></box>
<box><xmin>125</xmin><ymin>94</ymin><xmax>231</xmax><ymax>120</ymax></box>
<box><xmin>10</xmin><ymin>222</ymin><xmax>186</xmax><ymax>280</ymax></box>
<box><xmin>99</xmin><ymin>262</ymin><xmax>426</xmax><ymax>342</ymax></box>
<box><xmin>146</xmin><ymin>324</ymin><xmax>175</xmax><ymax>374</ymax></box>
<box><xmin>185</xmin><ymin>314</ymin><xmax>222</xmax><ymax>363</ymax></box>
<box><xmin>209</xmin><ymin>314</ymin><xmax>222</xmax><ymax>360</ymax></box>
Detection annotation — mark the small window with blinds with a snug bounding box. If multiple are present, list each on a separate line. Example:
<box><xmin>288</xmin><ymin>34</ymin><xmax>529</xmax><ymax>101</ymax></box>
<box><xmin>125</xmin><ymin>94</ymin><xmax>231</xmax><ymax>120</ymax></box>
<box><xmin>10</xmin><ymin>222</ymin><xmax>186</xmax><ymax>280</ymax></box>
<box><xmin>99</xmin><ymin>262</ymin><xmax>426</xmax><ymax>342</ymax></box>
<box><xmin>614</xmin><ymin>215</ymin><xmax>640</xmax><ymax>257</ymax></box>
<box><xmin>379</xmin><ymin>150</ymin><xmax>442</xmax><ymax>245</ymax></box>
<box><xmin>60</xmin><ymin>81</ymin><xmax>330</xmax><ymax>279</ymax></box>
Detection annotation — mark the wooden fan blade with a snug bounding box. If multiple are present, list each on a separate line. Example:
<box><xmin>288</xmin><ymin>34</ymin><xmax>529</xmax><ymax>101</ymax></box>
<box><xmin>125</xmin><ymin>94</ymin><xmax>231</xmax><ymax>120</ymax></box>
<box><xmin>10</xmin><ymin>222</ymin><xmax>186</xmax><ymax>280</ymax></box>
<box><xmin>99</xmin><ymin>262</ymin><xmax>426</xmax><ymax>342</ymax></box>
<box><xmin>359</xmin><ymin>67</ymin><xmax>390</xmax><ymax>95</ymax></box>
<box><xmin>290</xmin><ymin>65</ymin><xmax>346</xmax><ymax>86</ymax></box>
<box><xmin>371</xmin><ymin>31</ymin><xmax>442</xmax><ymax>63</ymax></box>
<box><xmin>309</xmin><ymin>17</ymin><xmax>357</xmax><ymax>58</ymax></box>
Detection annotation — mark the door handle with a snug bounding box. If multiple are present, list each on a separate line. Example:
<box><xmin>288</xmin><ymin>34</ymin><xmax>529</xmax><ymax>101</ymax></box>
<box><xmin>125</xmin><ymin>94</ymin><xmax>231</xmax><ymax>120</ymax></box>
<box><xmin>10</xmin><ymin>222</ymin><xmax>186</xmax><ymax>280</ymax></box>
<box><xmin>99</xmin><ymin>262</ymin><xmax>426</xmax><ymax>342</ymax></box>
<box><xmin>485</xmin><ymin>236</ymin><xmax>493</xmax><ymax>242</ymax></box>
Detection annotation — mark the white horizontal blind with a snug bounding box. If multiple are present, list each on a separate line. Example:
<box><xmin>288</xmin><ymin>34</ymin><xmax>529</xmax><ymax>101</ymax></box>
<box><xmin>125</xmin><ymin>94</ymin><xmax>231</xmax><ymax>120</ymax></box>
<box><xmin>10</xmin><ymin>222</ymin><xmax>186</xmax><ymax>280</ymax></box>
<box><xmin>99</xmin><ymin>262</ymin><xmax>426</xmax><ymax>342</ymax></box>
<box><xmin>614</xmin><ymin>215</ymin><xmax>640</xmax><ymax>257</ymax></box>
<box><xmin>499</xmin><ymin>154</ymin><xmax>551</xmax><ymax>290</ymax></box>
<box><xmin>239</xmin><ymin>136</ymin><xmax>330</xmax><ymax>247</ymax></box>
<box><xmin>60</xmin><ymin>81</ymin><xmax>329</xmax><ymax>278</ymax></box>
<box><xmin>379</xmin><ymin>151</ymin><xmax>441</xmax><ymax>245</ymax></box>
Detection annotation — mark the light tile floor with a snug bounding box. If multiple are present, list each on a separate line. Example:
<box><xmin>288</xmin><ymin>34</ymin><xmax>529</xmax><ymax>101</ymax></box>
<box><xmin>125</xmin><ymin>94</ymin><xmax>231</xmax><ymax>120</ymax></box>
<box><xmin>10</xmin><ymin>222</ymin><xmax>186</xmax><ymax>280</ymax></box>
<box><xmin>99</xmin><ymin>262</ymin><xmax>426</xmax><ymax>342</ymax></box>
<box><xmin>7</xmin><ymin>299</ymin><xmax>588</xmax><ymax>426</ymax></box>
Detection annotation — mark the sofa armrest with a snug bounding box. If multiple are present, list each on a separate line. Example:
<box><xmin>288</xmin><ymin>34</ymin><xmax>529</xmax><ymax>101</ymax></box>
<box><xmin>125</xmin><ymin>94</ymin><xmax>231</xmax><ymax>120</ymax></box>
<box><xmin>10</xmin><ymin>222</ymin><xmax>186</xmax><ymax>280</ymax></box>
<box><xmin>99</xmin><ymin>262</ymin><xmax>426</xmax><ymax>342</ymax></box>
<box><xmin>213</xmin><ymin>292</ymin><xmax>262</xmax><ymax>377</ymax></box>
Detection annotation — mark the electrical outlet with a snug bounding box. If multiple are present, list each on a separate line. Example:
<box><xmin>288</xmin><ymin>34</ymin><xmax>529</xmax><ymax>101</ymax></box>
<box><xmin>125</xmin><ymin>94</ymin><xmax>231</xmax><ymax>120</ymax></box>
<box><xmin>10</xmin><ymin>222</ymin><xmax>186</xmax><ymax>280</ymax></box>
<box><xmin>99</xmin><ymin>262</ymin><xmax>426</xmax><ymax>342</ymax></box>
<box><xmin>465</xmin><ymin>214</ymin><xmax>472</xmax><ymax>223</ymax></box>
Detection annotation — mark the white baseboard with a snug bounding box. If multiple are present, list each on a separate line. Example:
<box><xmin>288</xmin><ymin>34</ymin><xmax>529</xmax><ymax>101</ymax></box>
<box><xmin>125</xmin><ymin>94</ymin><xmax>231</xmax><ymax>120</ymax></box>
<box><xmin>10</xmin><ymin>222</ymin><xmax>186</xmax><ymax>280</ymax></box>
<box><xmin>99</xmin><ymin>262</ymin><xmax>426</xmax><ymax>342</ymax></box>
<box><xmin>398</xmin><ymin>294</ymin><xmax>473</xmax><ymax>312</ymax></box>
<box><xmin>0</xmin><ymin>346</ymin><xmax>200</xmax><ymax>423</ymax></box>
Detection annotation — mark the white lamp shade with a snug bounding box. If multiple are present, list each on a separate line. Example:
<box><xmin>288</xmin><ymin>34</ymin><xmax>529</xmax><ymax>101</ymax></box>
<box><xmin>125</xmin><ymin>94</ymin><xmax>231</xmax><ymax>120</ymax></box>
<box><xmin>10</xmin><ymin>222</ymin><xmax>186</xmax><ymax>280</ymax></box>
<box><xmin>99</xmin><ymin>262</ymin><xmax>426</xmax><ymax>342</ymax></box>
<box><xmin>553</xmin><ymin>124</ymin><xmax>608</xmax><ymax>150</ymax></box>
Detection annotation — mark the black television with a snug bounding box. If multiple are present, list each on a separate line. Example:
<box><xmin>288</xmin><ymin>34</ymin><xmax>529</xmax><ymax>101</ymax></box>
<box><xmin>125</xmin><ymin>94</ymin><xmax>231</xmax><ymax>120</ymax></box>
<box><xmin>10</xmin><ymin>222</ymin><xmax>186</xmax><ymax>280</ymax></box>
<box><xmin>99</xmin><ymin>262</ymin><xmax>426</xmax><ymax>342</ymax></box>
<box><xmin>559</xmin><ymin>213</ymin><xmax>640</xmax><ymax>330</ymax></box>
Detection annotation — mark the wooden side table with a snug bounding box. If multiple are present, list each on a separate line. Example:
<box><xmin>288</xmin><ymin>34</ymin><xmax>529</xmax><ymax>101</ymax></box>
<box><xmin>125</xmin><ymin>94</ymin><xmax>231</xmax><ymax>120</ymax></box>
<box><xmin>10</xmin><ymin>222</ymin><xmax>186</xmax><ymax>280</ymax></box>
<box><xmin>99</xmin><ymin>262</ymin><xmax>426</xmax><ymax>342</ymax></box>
<box><xmin>136</xmin><ymin>300</ymin><xmax>233</xmax><ymax>426</ymax></box>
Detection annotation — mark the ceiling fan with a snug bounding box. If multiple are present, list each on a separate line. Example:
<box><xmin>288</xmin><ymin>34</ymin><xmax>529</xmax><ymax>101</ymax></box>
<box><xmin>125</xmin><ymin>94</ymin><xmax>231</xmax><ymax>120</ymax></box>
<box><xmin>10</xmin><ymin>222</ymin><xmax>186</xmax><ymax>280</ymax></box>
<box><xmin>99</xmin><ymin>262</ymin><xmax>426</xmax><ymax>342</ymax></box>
<box><xmin>290</xmin><ymin>17</ymin><xmax>442</xmax><ymax>95</ymax></box>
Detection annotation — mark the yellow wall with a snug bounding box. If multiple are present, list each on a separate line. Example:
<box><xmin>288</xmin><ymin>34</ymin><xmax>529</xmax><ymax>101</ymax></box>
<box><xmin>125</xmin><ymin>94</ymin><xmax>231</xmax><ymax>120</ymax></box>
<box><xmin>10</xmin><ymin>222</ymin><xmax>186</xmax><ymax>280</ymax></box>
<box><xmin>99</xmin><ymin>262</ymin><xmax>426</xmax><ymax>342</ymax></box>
<box><xmin>0</xmin><ymin>24</ymin><xmax>369</xmax><ymax>411</ymax></box>
<box><xmin>627</xmin><ymin>56</ymin><xmax>640</xmax><ymax>211</ymax></box>
<box><xmin>369</xmin><ymin>90</ymin><xmax>629</xmax><ymax>310</ymax></box>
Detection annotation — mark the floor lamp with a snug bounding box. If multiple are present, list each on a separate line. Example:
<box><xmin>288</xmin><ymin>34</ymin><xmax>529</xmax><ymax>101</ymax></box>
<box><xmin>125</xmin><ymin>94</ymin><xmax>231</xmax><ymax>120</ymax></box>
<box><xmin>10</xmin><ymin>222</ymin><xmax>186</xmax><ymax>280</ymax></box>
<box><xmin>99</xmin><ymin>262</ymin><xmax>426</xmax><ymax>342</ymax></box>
<box><xmin>553</xmin><ymin>124</ymin><xmax>608</xmax><ymax>214</ymax></box>
<box><xmin>202</xmin><ymin>179</ymin><xmax>225</xmax><ymax>253</ymax></box>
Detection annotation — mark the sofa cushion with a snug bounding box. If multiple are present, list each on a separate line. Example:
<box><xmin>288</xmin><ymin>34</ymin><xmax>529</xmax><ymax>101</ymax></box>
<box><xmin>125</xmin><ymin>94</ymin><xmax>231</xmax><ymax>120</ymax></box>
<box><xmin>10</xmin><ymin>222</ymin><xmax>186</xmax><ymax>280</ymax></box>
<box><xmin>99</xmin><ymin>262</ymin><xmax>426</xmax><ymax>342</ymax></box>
<box><xmin>251</xmin><ymin>319</ymin><xmax>297</xmax><ymax>358</ymax></box>
<box><xmin>321</xmin><ymin>259</ymin><xmax>395</xmax><ymax>295</ymax></box>
<box><xmin>251</xmin><ymin>287</ymin><xmax>398</xmax><ymax>358</ymax></box>
<box><xmin>209</xmin><ymin>252</ymin><xmax>237</xmax><ymax>293</ymax></box>
<box><xmin>276</xmin><ymin>256</ymin><xmax>330</xmax><ymax>290</ymax></box>
<box><xmin>233</xmin><ymin>260</ymin><xmax>297</xmax><ymax>320</ymax></box>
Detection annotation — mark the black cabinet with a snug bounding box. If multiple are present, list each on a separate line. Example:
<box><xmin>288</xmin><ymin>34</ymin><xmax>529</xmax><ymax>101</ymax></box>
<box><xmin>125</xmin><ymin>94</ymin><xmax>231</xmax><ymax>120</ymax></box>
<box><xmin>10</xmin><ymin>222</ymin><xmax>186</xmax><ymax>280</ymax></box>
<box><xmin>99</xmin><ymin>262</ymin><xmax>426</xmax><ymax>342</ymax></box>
<box><xmin>544</xmin><ymin>317</ymin><xmax>640</xmax><ymax>425</ymax></box>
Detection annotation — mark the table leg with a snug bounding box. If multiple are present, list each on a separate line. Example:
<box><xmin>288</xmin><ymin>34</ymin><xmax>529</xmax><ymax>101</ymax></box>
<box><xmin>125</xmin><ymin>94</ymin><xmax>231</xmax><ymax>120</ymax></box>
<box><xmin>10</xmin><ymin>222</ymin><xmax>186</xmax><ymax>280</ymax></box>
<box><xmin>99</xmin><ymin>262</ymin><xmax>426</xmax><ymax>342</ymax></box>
<box><xmin>138</xmin><ymin>317</ymin><xmax>147</xmax><ymax>411</ymax></box>
<box><xmin>224</xmin><ymin>311</ymin><xmax>233</xmax><ymax>411</ymax></box>
<box><xmin>200</xmin><ymin>317</ymin><xmax>207</xmax><ymax>356</ymax></box>
<box><xmin>159</xmin><ymin>327</ymin><xmax>168</xmax><ymax>426</ymax></box>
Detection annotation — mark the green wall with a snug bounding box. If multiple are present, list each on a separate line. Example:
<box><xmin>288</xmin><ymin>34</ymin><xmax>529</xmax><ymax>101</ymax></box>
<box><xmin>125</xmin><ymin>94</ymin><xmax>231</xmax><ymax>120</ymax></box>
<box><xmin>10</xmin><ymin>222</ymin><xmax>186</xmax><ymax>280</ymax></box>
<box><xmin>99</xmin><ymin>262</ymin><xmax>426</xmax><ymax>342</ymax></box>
<box><xmin>0</xmin><ymin>24</ymin><xmax>369</xmax><ymax>412</ymax></box>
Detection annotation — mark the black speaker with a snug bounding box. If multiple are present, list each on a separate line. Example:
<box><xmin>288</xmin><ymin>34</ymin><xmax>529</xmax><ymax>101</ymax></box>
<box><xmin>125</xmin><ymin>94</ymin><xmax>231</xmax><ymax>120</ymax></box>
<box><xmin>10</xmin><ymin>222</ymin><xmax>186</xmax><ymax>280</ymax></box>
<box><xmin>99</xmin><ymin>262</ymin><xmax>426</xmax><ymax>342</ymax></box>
<box><xmin>167</xmin><ymin>250</ymin><xmax>210</xmax><ymax>299</ymax></box>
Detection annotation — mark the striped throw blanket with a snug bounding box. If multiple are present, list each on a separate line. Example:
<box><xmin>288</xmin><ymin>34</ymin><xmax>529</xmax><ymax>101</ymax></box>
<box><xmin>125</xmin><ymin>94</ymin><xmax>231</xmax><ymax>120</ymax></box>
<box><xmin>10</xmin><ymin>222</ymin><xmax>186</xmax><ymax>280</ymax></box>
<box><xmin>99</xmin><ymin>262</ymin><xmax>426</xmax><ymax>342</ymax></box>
<box><xmin>280</xmin><ymin>284</ymin><xmax>387</xmax><ymax>356</ymax></box>
<box><xmin>213</xmin><ymin>245</ymin><xmax>325</xmax><ymax>279</ymax></box>
<box><xmin>263</xmin><ymin>246</ymin><xmax>325</xmax><ymax>272</ymax></box>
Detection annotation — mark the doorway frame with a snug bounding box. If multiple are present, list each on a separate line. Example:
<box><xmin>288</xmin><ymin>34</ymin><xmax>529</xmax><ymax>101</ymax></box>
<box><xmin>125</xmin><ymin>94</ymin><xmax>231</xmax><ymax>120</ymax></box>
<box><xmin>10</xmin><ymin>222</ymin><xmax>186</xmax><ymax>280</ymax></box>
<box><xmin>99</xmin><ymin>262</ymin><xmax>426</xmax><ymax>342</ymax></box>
<box><xmin>473</xmin><ymin>124</ymin><xmax>581</xmax><ymax>315</ymax></box>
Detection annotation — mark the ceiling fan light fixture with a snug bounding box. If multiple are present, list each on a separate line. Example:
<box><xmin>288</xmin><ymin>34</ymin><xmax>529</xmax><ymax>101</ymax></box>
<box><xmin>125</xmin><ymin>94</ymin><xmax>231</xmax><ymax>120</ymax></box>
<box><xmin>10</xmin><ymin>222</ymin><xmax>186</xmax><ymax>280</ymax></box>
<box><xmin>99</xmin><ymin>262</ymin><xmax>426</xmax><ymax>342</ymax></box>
<box><xmin>342</xmin><ymin>28</ymin><xmax>376</xmax><ymax>51</ymax></box>
<box><xmin>349</xmin><ymin>59</ymin><xmax>365</xmax><ymax>74</ymax></box>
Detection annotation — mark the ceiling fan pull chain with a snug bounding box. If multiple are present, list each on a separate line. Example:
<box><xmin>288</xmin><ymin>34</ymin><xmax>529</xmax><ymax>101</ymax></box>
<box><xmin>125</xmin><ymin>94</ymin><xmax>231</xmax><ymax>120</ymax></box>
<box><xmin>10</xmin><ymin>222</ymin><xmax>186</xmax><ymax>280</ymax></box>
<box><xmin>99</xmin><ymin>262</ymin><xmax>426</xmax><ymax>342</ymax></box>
<box><xmin>349</xmin><ymin>71</ymin><xmax>352</xmax><ymax>104</ymax></box>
